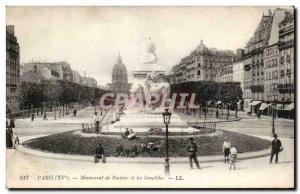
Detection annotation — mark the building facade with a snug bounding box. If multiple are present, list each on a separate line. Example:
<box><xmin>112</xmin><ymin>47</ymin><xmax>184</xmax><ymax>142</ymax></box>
<box><xmin>171</xmin><ymin>40</ymin><xmax>237</xmax><ymax>84</ymax></box>
<box><xmin>215</xmin><ymin>65</ymin><xmax>233</xmax><ymax>83</ymax></box>
<box><xmin>72</xmin><ymin>70</ymin><xmax>82</xmax><ymax>85</ymax></box>
<box><xmin>23</xmin><ymin>62</ymin><xmax>63</xmax><ymax>80</ymax></box>
<box><xmin>6</xmin><ymin>25</ymin><xmax>20</xmax><ymax>113</ymax></box>
<box><xmin>278</xmin><ymin>11</ymin><xmax>294</xmax><ymax>103</ymax></box>
<box><xmin>243</xmin><ymin>10</ymin><xmax>273</xmax><ymax>105</ymax></box>
<box><xmin>242</xmin><ymin>8</ymin><xmax>294</xmax><ymax>115</ymax></box>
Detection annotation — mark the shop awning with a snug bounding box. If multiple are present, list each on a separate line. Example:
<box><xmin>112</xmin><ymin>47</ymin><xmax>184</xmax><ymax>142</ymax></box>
<box><xmin>237</xmin><ymin>100</ymin><xmax>243</xmax><ymax>105</ymax></box>
<box><xmin>284</xmin><ymin>103</ymin><xmax>294</xmax><ymax>111</ymax></box>
<box><xmin>217</xmin><ymin>101</ymin><xmax>222</xmax><ymax>104</ymax></box>
<box><xmin>259</xmin><ymin>103</ymin><xmax>269</xmax><ymax>110</ymax></box>
<box><xmin>250</xmin><ymin>101</ymin><xmax>262</xmax><ymax>106</ymax></box>
<box><xmin>276</xmin><ymin>104</ymin><xmax>284</xmax><ymax>110</ymax></box>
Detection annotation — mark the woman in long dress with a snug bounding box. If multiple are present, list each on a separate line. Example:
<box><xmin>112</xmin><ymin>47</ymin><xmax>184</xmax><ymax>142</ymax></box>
<box><xmin>6</xmin><ymin>118</ymin><xmax>13</xmax><ymax>148</ymax></box>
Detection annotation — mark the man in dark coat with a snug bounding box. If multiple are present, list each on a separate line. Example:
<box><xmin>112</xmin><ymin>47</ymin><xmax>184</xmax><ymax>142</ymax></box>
<box><xmin>124</xmin><ymin>128</ymin><xmax>130</xmax><ymax>138</ymax></box>
<box><xmin>187</xmin><ymin>137</ymin><xmax>200</xmax><ymax>169</ymax></box>
<box><xmin>94</xmin><ymin>144</ymin><xmax>105</xmax><ymax>163</ymax></box>
<box><xmin>114</xmin><ymin>143</ymin><xmax>124</xmax><ymax>157</ymax></box>
<box><xmin>270</xmin><ymin>134</ymin><xmax>282</xmax><ymax>164</ymax></box>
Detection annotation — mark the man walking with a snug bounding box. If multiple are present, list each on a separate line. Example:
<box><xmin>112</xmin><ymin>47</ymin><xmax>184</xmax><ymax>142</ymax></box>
<box><xmin>93</xmin><ymin>112</ymin><xmax>100</xmax><ymax>133</ymax></box>
<box><xmin>31</xmin><ymin>113</ymin><xmax>35</xmax><ymax>121</ymax></box>
<box><xmin>270</xmin><ymin>134</ymin><xmax>282</xmax><ymax>164</ymax></box>
<box><xmin>73</xmin><ymin>109</ymin><xmax>77</xmax><ymax>117</ymax></box>
<box><xmin>187</xmin><ymin>137</ymin><xmax>200</xmax><ymax>169</ymax></box>
<box><xmin>43</xmin><ymin>111</ymin><xmax>47</xmax><ymax>120</ymax></box>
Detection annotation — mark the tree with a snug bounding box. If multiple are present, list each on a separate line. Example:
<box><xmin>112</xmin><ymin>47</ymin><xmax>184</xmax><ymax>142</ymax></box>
<box><xmin>17</xmin><ymin>82</ymin><xmax>43</xmax><ymax>110</ymax></box>
<box><xmin>217</xmin><ymin>82</ymin><xmax>243</xmax><ymax>120</ymax></box>
<box><xmin>195</xmin><ymin>81</ymin><xmax>218</xmax><ymax>119</ymax></box>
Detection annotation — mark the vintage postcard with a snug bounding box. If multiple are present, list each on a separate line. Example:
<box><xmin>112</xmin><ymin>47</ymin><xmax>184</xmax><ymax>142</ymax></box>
<box><xmin>6</xmin><ymin>6</ymin><xmax>295</xmax><ymax>189</ymax></box>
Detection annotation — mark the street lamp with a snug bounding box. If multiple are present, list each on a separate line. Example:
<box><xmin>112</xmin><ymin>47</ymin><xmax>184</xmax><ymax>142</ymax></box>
<box><xmin>162</xmin><ymin>108</ymin><xmax>172</xmax><ymax>176</ymax></box>
<box><xmin>272</xmin><ymin>99</ymin><xmax>277</xmax><ymax>136</ymax></box>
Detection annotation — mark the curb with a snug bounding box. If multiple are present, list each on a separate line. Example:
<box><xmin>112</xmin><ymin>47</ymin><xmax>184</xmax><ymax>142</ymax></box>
<box><xmin>16</xmin><ymin>144</ymin><xmax>271</xmax><ymax>164</ymax></box>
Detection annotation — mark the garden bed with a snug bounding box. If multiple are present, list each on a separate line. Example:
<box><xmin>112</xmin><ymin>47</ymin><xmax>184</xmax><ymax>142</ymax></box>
<box><xmin>23</xmin><ymin>130</ymin><xmax>271</xmax><ymax>157</ymax></box>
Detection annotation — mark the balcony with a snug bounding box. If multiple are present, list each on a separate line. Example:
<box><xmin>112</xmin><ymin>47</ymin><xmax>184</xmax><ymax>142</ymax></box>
<box><xmin>250</xmin><ymin>47</ymin><xmax>264</xmax><ymax>55</ymax></box>
<box><xmin>250</xmin><ymin>85</ymin><xmax>264</xmax><ymax>93</ymax></box>
<box><xmin>278</xmin><ymin>83</ymin><xmax>294</xmax><ymax>93</ymax></box>
<box><xmin>278</xmin><ymin>40</ymin><xmax>294</xmax><ymax>50</ymax></box>
<box><xmin>279</xmin><ymin>25</ymin><xmax>294</xmax><ymax>35</ymax></box>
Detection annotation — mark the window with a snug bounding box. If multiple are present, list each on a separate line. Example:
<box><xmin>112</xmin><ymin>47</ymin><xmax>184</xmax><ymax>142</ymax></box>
<box><xmin>280</xmin><ymin>70</ymin><xmax>285</xmax><ymax>77</ymax></box>
<box><xmin>197</xmin><ymin>70</ymin><xmax>201</xmax><ymax>76</ymax></box>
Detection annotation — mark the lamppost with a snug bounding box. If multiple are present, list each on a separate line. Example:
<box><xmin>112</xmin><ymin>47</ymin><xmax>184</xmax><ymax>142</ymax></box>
<box><xmin>162</xmin><ymin>108</ymin><xmax>172</xmax><ymax>176</ymax></box>
<box><xmin>272</xmin><ymin>99</ymin><xmax>277</xmax><ymax>136</ymax></box>
<box><xmin>93</xmin><ymin>87</ymin><xmax>96</xmax><ymax>113</ymax></box>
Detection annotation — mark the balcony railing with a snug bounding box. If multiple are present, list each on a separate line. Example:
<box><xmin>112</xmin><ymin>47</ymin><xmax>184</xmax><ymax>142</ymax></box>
<box><xmin>278</xmin><ymin>83</ymin><xmax>294</xmax><ymax>93</ymax></box>
<box><xmin>250</xmin><ymin>85</ymin><xmax>264</xmax><ymax>93</ymax></box>
<box><xmin>279</xmin><ymin>25</ymin><xmax>294</xmax><ymax>35</ymax></box>
<box><xmin>250</xmin><ymin>47</ymin><xmax>264</xmax><ymax>55</ymax></box>
<box><xmin>278</xmin><ymin>39</ymin><xmax>294</xmax><ymax>49</ymax></box>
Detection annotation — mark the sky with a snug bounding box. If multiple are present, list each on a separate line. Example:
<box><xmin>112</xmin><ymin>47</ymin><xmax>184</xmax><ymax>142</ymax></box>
<box><xmin>6</xmin><ymin>6</ymin><xmax>283</xmax><ymax>86</ymax></box>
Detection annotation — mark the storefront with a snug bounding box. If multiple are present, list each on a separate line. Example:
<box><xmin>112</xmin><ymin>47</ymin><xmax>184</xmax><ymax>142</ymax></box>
<box><xmin>249</xmin><ymin>101</ymin><xmax>262</xmax><ymax>114</ymax></box>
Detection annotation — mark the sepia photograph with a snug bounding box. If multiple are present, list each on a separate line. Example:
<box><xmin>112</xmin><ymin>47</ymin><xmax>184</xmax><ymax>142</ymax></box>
<box><xmin>5</xmin><ymin>6</ymin><xmax>295</xmax><ymax>189</ymax></box>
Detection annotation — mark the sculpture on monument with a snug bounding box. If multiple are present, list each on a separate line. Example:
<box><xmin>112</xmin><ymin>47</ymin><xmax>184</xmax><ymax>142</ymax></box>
<box><xmin>129</xmin><ymin>37</ymin><xmax>170</xmax><ymax>112</ymax></box>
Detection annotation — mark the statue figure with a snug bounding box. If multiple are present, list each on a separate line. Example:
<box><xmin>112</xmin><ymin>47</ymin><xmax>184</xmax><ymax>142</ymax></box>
<box><xmin>128</xmin><ymin>37</ymin><xmax>170</xmax><ymax>113</ymax></box>
<box><xmin>142</xmin><ymin>38</ymin><xmax>157</xmax><ymax>64</ymax></box>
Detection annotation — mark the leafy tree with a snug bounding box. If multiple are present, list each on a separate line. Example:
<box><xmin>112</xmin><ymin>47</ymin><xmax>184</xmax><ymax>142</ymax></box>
<box><xmin>217</xmin><ymin>82</ymin><xmax>243</xmax><ymax>120</ymax></box>
<box><xmin>17</xmin><ymin>82</ymin><xmax>43</xmax><ymax>109</ymax></box>
<box><xmin>195</xmin><ymin>81</ymin><xmax>218</xmax><ymax>119</ymax></box>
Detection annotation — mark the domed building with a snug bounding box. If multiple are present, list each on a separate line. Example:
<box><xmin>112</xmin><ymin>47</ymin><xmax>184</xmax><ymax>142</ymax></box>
<box><xmin>110</xmin><ymin>54</ymin><xmax>130</xmax><ymax>95</ymax></box>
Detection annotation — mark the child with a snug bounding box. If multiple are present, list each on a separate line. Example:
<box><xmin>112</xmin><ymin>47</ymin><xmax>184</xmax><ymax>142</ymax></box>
<box><xmin>222</xmin><ymin>137</ymin><xmax>231</xmax><ymax>163</ymax></box>
<box><xmin>13</xmin><ymin>132</ymin><xmax>20</xmax><ymax>149</ymax></box>
<box><xmin>229</xmin><ymin>146</ymin><xmax>238</xmax><ymax>170</ymax></box>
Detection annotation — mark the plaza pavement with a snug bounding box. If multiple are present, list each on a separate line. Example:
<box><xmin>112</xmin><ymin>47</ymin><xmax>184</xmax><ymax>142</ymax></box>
<box><xmin>6</xmin><ymin>106</ymin><xmax>295</xmax><ymax>188</ymax></box>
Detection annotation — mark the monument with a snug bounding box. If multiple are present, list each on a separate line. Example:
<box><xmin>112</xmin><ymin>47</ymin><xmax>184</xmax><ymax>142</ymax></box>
<box><xmin>108</xmin><ymin>37</ymin><xmax>196</xmax><ymax>135</ymax></box>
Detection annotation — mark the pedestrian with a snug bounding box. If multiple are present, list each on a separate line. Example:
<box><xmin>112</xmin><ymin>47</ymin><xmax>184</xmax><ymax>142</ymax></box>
<box><xmin>6</xmin><ymin>115</ymin><xmax>13</xmax><ymax>149</ymax></box>
<box><xmin>13</xmin><ymin>132</ymin><xmax>20</xmax><ymax>149</ymax></box>
<box><xmin>187</xmin><ymin>137</ymin><xmax>200</xmax><ymax>169</ymax></box>
<box><xmin>130</xmin><ymin>143</ymin><xmax>138</xmax><ymax>157</ymax></box>
<box><xmin>93</xmin><ymin>112</ymin><xmax>100</xmax><ymax>134</ymax></box>
<box><xmin>43</xmin><ymin>111</ymin><xmax>47</xmax><ymax>120</ymax></box>
<box><xmin>128</xmin><ymin>129</ymin><xmax>136</xmax><ymax>140</ymax></box>
<box><xmin>124</xmin><ymin>128</ymin><xmax>130</xmax><ymax>138</ymax></box>
<box><xmin>141</xmin><ymin>142</ymin><xmax>149</xmax><ymax>154</ymax></box>
<box><xmin>270</xmin><ymin>134</ymin><xmax>282</xmax><ymax>164</ymax></box>
<box><xmin>94</xmin><ymin>143</ymin><xmax>105</xmax><ymax>163</ymax></box>
<box><xmin>6</xmin><ymin>128</ymin><xmax>13</xmax><ymax>149</ymax></box>
<box><xmin>222</xmin><ymin>137</ymin><xmax>231</xmax><ymax>163</ymax></box>
<box><xmin>114</xmin><ymin>143</ymin><xmax>124</xmax><ymax>157</ymax></box>
<box><xmin>31</xmin><ymin>113</ymin><xmax>35</xmax><ymax>121</ymax></box>
<box><xmin>229</xmin><ymin>146</ymin><xmax>238</xmax><ymax>170</ymax></box>
<box><xmin>73</xmin><ymin>109</ymin><xmax>77</xmax><ymax>117</ymax></box>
